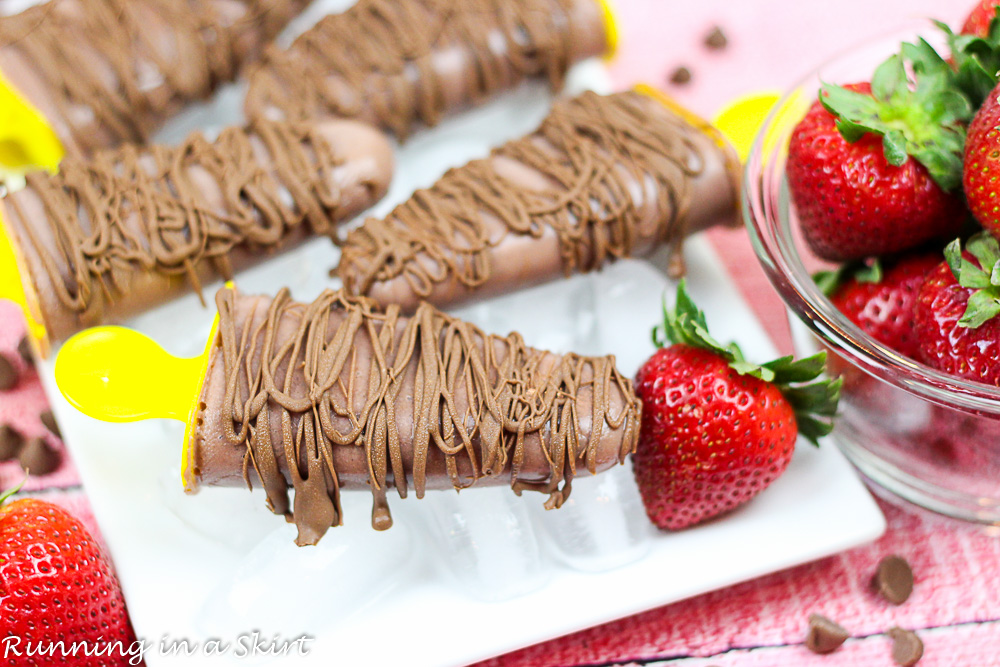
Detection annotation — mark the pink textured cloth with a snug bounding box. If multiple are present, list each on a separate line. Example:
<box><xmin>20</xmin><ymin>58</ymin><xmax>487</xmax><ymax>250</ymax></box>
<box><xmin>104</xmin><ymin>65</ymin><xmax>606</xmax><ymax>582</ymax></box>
<box><xmin>479</xmin><ymin>498</ymin><xmax>1000</xmax><ymax>666</ymax></box>
<box><xmin>0</xmin><ymin>300</ymin><xmax>77</xmax><ymax>491</ymax></box>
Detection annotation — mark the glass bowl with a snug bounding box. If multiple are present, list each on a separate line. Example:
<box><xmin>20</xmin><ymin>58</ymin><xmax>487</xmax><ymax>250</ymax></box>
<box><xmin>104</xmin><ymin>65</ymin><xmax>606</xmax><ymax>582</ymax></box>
<box><xmin>743</xmin><ymin>23</ymin><xmax>1000</xmax><ymax>524</ymax></box>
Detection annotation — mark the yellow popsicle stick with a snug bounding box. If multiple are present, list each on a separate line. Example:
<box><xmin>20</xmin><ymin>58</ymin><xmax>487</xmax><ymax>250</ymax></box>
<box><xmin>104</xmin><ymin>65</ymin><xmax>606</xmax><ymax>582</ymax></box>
<box><xmin>0</xmin><ymin>206</ymin><xmax>47</xmax><ymax>345</ymax></box>
<box><xmin>55</xmin><ymin>326</ymin><xmax>208</xmax><ymax>423</ymax></box>
<box><xmin>596</xmin><ymin>0</ymin><xmax>620</xmax><ymax>61</ymax></box>
<box><xmin>0</xmin><ymin>68</ymin><xmax>63</xmax><ymax>178</ymax></box>
<box><xmin>712</xmin><ymin>90</ymin><xmax>809</xmax><ymax>162</ymax></box>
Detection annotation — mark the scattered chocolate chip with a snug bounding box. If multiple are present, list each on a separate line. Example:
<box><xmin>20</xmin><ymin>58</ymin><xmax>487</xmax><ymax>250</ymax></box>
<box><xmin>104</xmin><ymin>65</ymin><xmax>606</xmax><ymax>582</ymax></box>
<box><xmin>17</xmin><ymin>336</ymin><xmax>34</xmax><ymax>367</ymax></box>
<box><xmin>0</xmin><ymin>425</ymin><xmax>24</xmax><ymax>460</ymax></box>
<box><xmin>805</xmin><ymin>613</ymin><xmax>849</xmax><ymax>654</ymax></box>
<box><xmin>17</xmin><ymin>436</ymin><xmax>60</xmax><ymax>476</ymax></box>
<box><xmin>39</xmin><ymin>410</ymin><xmax>61</xmax><ymax>440</ymax></box>
<box><xmin>888</xmin><ymin>627</ymin><xmax>923</xmax><ymax>666</ymax></box>
<box><xmin>0</xmin><ymin>355</ymin><xmax>17</xmax><ymax>391</ymax></box>
<box><xmin>669</xmin><ymin>66</ymin><xmax>692</xmax><ymax>85</ymax></box>
<box><xmin>704</xmin><ymin>26</ymin><xmax>728</xmax><ymax>50</ymax></box>
<box><xmin>873</xmin><ymin>554</ymin><xmax>914</xmax><ymax>604</ymax></box>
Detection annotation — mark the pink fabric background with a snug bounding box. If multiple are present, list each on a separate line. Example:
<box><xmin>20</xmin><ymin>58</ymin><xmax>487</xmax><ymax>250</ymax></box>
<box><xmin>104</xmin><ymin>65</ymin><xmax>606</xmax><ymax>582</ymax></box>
<box><xmin>1</xmin><ymin>1</ymin><xmax>998</xmax><ymax>665</ymax></box>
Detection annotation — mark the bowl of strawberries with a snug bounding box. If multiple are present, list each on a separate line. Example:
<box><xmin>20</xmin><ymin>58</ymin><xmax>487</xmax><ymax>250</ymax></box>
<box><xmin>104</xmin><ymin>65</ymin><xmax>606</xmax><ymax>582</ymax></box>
<box><xmin>744</xmin><ymin>1</ymin><xmax>1000</xmax><ymax>523</ymax></box>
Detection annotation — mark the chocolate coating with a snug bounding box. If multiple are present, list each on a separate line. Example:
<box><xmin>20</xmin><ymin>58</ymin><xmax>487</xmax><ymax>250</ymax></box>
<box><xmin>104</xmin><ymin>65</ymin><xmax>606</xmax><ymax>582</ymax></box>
<box><xmin>186</xmin><ymin>287</ymin><xmax>641</xmax><ymax>545</ymax></box>
<box><xmin>245</xmin><ymin>0</ymin><xmax>609</xmax><ymax>139</ymax></box>
<box><xmin>3</xmin><ymin>118</ymin><xmax>394</xmax><ymax>349</ymax></box>
<box><xmin>337</xmin><ymin>90</ymin><xmax>740</xmax><ymax>313</ymax></box>
<box><xmin>0</xmin><ymin>0</ymin><xmax>309</xmax><ymax>157</ymax></box>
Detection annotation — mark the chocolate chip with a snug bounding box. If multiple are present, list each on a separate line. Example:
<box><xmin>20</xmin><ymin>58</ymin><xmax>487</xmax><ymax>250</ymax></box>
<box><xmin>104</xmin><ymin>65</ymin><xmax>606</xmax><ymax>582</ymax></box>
<box><xmin>18</xmin><ymin>436</ymin><xmax>60</xmax><ymax>476</ymax></box>
<box><xmin>704</xmin><ymin>26</ymin><xmax>728</xmax><ymax>50</ymax></box>
<box><xmin>669</xmin><ymin>66</ymin><xmax>692</xmax><ymax>85</ymax></box>
<box><xmin>888</xmin><ymin>627</ymin><xmax>923</xmax><ymax>666</ymax></box>
<box><xmin>0</xmin><ymin>355</ymin><xmax>17</xmax><ymax>391</ymax></box>
<box><xmin>0</xmin><ymin>425</ymin><xmax>24</xmax><ymax>460</ymax></box>
<box><xmin>17</xmin><ymin>336</ymin><xmax>34</xmax><ymax>367</ymax></box>
<box><xmin>39</xmin><ymin>410</ymin><xmax>61</xmax><ymax>440</ymax></box>
<box><xmin>805</xmin><ymin>613</ymin><xmax>849</xmax><ymax>654</ymax></box>
<box><xmin>874</xmin><ymin>554</ymin><xmax>914</xmax><ymax>604</ymax></box>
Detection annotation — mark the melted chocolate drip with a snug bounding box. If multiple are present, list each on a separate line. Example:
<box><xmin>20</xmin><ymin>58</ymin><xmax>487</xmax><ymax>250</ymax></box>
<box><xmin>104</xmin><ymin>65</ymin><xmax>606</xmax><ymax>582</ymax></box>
<box><xmin>209</xmin><ymin>287</ymin><xmax>640</xmax><ymax>545</ymax></box>
<box><xmin>0</xmin><ymin>0</ymin><xmax>305</xmax><ymax>153</ymax></box>
<box><xmin>339</xmin><ymin>91</ymin><xmax>714</xmax><ymax>300</ymax></box>
<box><xmin>248</xmin><ymin>0</ymin><xmax>584</xmax><ymax>138</ymax></box>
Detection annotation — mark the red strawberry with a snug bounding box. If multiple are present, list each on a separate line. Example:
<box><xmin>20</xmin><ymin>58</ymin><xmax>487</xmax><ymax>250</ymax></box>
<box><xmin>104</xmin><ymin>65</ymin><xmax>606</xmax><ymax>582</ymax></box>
<box><xmin>962</xmin><ymin>0</ymin><xmax>1000</xmax><ymax>36</ymax></box>
<box><xmin>0</xmin><ymin>493</ymin><xmax>140</xmax><ymax>666</ymax></box>
<box><xmin>824</xmin><ymin>254</ymin><xmax>941</xmax><ymax>359</ymax></box>
<box><xmin>965</xmin><ymin>81</ymin><xmax>1000</xmax><ymax>239</ymax></box>
<box><xmin>631</xmin><ymin>281</ymin><xmax>840</xmax><ymax>530</ymax></box>
<box><xmin>914</xmin><ymin>233</ymin><xmax>1000</xmax><ymax>386</ymax></box>
<box><xmin>787</xmin><ymin>56</ymin><xmax>967</xmax><ymax>262</ymax></box>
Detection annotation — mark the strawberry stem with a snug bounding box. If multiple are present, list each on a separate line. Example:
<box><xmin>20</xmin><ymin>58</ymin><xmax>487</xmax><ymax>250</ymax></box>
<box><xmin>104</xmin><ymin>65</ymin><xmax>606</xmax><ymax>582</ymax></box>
<box><xmin>655</xmin><ymin>281</ymin><xmax>842</xmax><ymax>445</ymax></box>
<box><xmin>819</xmin><ymin>35</ymin><xmax>971</xmax><ymax>192</ymax></box>
<box><xmin>0</xmin><ymin>469</ymin><xmax>28</xmax><ymax>506</ymax></box>
<box><xmin>945</xmin><ymin>232</ymin><xmax>1000</xmax><ymax>328</ymax></box>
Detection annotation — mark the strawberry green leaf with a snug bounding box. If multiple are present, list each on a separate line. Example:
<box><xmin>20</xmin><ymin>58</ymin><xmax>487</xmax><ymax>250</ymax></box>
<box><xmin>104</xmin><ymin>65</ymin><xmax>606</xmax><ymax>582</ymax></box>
<box><xmin>796</xmin><ymin>413</ymin><xmax>837</xmax><ymax>443</ymax></box>
<box><xmin>0</xmin><ymin>470</ymin><xmax>27</xmax><ymax>506</ymax></box>
<box><xmin>763</xmin><ymin>353</ymin><xmax>829</xmax><ymax>384</ymax></box>
<box><xmin>856</xmin><ymin>260</ymin><xmax>884</xmax><ymax>284</ymax></box>
<box><xmin>813</xmin><ymin>270</ymin><xmax>843</xmax><ymax>297</ymax></box>
<box><xmin>819</xmin><ymin>32</ymin><xmax>972</xmax><ymax>192</ymax></box>
<box><xmin>942</xmin><ymin>9</ymin><xmax>1000</xmax><ymax>108</ymax></box>
<box><xmin>654</xmin><ymin>282</ymin><xmax>841</xmax><ymax>446</ymax></box>
<box><xmin>813</xmin><ymin>259</ymin><xmax>883</xmax><ymax>296</ymax></box>
<box><xmin>730</xmin><ymin>359</ymin><xmax>776</xmax><ymax>383</ymax></box>
<box><xmin>945</xmin><ymin>237</ymin><xmax>964</xmax><ymax>279</ymax></box>
<box><xmin>960</xmin><ymin>289</ymin><xmax>1000</xmax><ymax>328</ymax></box>
<box><xmin>946</xmin><ymin>233</ymin><xmax>1000</xmax><ymax>329</ymax></box>
<box><xmin>881</xmin><ymin>130</ymin><xmax>908</xmax><ymax>166</ymax></box>
<box><xmin>967</xmin><ymin>232</ymin><xmax>1000</xmax><ymax>272</ymax></box>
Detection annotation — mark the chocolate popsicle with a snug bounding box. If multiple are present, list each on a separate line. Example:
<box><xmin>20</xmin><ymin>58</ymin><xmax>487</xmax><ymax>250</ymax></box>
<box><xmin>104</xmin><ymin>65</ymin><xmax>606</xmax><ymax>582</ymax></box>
<box><xmin>2</xmin><ymin>118</ymin><xmax>394</xmax><ymax>353</ymax></box>
<box><xmin>185</xmin><ymin>286</ymin><xmax>641</xmax><ymax>545</ymax></box>
<box><xmin>0</xmin><ymin>0</ymin><xmax>309</xmax><ymax>159</ymax></box>
<box><xmin>336</xmin><ymin>89</ymin><xmax>742</xmax><ymax>313</ymax></box>
<box><xmin>244</xmin><ymin>0</ymin><xmax>614</xmax><ymax>139</ymax></box>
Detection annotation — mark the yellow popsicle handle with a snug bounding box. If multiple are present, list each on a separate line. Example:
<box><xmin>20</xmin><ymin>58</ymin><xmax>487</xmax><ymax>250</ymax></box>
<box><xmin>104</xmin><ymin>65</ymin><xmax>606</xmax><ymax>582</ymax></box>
<box><xmin>712</xmin><ymin>90</ymin><xmax>810</xmax><ymax>162</ymax></box>
<box><xmin>55</xmin><ymin>326</ymin><xmax>207</xmax><ymax>423</ymax></box>
<box><xmin>596</xmin><ymin>0</ymin><xmax>620</xmax><ymax>61</ymax></box>
<box><xmin>0</xmin><ymin>206</ymin><xmax>47</xmax><ymax>346</ymax></box>
<box><xmin>0</xmin><ymin>68</ymin><xmax>64</xmax><ymax>177</ymax></box>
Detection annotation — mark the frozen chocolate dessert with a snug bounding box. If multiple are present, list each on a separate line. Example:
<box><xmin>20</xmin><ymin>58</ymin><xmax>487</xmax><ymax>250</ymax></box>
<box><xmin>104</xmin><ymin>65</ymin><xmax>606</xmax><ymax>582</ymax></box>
<box><xmin>245</xmin><ymin>0</ymin><xmax>613</xmax><ymax>139</ymax></box>
<box><xmin>3</xmin><ymin>117</ymin><xmax>394</xmax><ymax>351</ymax></box>
<box><xmin>0</xmin><ymin>0</ymin><xmax>309</xmax><ymax>158</ymax></box>
<box><xmin>184</xmin><ymin>286</ymin><xmax>642</xmax><ymax>545</ymax></box>
<box><xmin>336</xmin><ymin>89</ymin><xmax>741</xmax><ymax>313</ymax></box>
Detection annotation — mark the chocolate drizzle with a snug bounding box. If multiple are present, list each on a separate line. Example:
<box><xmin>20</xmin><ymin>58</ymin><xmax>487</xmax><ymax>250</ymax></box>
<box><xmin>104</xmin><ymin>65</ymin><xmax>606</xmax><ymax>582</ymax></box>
<box><xmin>339</xmin><ymin>90</ymin><xmax>714</xmax><ymax>302</ymax></box>
<box><xmin>10</xmin><ymin>120</ymin><xmax>345</xmax><ymax>326</ymax></box>
<box><xmin>208</xmin><ymin>287</ymin><xmax>640</xmax><ymax>546</ymax></box>
<box><xmin>247</xmin><ymin>0</ymin><xmax>587</xmax><ymax>138</ymax></box>
<box><xmin>0</xmin><ymin>0</ymin><xmax>305</xmax><ymax>154</ymax></box>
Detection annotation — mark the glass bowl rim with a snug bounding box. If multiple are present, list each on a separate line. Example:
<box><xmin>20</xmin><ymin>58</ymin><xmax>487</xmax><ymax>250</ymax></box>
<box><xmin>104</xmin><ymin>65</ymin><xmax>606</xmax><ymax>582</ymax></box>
<box><xmin>741</xmin><ymin>20</ymin><xmax>1000</xmax><ymax>415</ymax></box>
